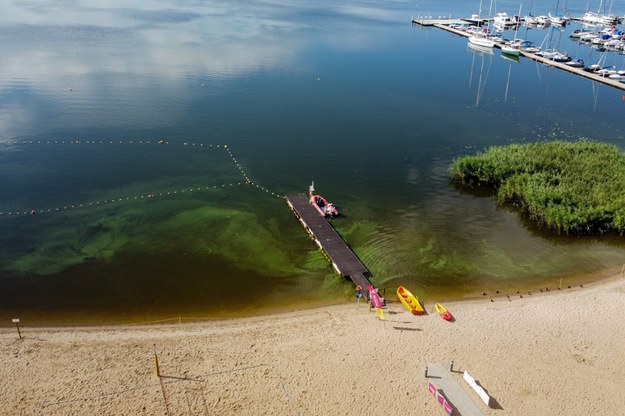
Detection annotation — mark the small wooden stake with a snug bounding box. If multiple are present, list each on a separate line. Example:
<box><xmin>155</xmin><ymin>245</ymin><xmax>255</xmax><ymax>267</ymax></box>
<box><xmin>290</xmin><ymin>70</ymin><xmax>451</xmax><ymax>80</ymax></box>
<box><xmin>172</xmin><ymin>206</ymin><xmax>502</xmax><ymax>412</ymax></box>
<box><xmin>153</xmin><ymin>344</ymin><xmax>160</xmax><ymax>377</ymax></box>
<box><xmin>12</xmin><ymin>319</ymin><xmax>22</xmax><ymax>339</ymax></box>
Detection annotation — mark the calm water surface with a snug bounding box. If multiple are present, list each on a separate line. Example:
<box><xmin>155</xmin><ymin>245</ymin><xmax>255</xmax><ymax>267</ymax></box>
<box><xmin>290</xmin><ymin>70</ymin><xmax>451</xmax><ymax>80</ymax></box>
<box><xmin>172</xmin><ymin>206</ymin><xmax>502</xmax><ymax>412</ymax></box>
<box><xmin>1</xmin><ymin>0</ymin><xmax>625</xmax><ymax>324</ymax></box>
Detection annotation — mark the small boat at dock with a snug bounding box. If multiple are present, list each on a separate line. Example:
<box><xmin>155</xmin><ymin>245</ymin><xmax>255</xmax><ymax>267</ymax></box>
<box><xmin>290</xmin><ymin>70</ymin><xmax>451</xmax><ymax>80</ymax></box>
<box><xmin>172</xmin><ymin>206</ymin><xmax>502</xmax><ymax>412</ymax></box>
<box><xmin>468</xmin><ymin>33</ymin><xmax>496</xmax><ymax>48</ymax></box>
<box><xmin>397</xmin><ymin>285</ymin><xmax>425</xmax><ymax>315</ymax></box>
<box><xmin>493</xmin><ymin>12</ymin><xmax>520</xmax><ymax>29</ymax></box>
<box><xmin>548</xmin><ymin>12</ymin><xmax>568</xmax><ymax>27</ymax></box>
<box><xmin>524</xmin><ymin>14</ymin><xmax>550</xmax><ymax>27</ymax></box>
<box><xmin>501</xmin><ymin>42</ymin><xmax>522</xmax><ymax>56</ymax></box>
<box><xmin>582</xmin><ymin>11</ymin><xmax>621</xmax><ymax>27</ymax></box>
<box><xmin>565</xmin><ymin>58</ymin><xmax>585</xmax><ymax>68</ymax></box>
<box><xmin>308</xmin><ymin>182</ymin><xmax>339</xmax><ymax>218</ymax></box>
<box><xmin>464</xmin><ymin>14</ymin><xmax>487</xmax><ymax>27</ymax></box>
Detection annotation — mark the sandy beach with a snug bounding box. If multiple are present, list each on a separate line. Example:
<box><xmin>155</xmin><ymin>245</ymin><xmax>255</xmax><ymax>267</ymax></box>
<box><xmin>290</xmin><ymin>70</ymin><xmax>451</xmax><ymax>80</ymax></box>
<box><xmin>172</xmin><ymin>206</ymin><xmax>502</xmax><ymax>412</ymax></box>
<box><xmin>2</xmin><ymin>276</ymin><xmax>625</xmax><ymax>416</ymax></box>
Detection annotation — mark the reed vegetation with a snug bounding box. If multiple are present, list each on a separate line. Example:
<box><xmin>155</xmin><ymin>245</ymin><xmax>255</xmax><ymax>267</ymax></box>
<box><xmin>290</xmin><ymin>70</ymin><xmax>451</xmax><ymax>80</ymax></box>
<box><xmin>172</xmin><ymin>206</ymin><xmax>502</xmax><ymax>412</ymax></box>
<box><xmin>449</xmin><ymin>140</ymin><xmax>625</xmax><ymax>235</ymax></box>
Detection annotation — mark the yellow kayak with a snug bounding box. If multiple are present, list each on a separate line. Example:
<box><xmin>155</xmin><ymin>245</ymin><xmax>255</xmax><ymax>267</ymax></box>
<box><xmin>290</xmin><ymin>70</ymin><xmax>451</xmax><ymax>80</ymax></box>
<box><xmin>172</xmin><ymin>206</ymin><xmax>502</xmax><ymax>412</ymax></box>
<box><xmin>396</xmin><ymin>285</ymin><xmax>425</xmax><ymax>315</ymax></box>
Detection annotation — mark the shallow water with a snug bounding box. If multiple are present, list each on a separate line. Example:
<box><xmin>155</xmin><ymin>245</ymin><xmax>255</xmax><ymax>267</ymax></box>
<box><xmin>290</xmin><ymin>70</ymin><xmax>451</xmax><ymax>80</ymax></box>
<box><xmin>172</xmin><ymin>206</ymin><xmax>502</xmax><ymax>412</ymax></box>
<box><xmin>1</xmin><ymin>0</ymin><xmax>625</xmax><ymax>324</ymax></box>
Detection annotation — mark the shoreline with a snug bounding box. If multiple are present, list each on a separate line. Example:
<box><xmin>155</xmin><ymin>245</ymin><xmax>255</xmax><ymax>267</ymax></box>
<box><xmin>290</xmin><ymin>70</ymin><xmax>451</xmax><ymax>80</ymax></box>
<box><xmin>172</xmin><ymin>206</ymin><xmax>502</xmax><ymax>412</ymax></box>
<box><xmin>7</xmin><ymin>270</ymin><xmax>618</xmax><ymax>331</ymax></box>
<box><xmin>3</xmin><ymin>264</ymin><xmax>622</xmax><ymax>328</ymax></box>
<box><xmin>2</xmin><ymin>274</ymin><xmax>625</xmax><ymax>415</ymax></box>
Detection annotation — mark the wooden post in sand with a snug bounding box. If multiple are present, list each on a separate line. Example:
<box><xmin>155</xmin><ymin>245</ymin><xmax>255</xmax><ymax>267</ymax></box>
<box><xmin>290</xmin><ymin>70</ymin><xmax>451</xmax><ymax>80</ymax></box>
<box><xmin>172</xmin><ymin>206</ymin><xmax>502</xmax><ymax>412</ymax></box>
<box><xmin>12</xmin><ymin>319</ymin><xmax>22</xmax><ymax>339</ymax></box>
<box><xmin>153</xmin><ymin>344</ymin><xmax>161</xmax><ymax>377</ymax></box>
<box><xmin>153</xmin><ymin>344</ymin><xmax>172</xmax><ymax>416</ymax></box>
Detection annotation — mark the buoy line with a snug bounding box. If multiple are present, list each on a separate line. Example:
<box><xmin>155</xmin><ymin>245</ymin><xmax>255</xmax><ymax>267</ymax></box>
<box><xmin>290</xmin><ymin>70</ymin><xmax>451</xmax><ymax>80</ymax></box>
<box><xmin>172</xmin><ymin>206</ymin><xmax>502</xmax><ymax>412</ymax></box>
<box><xmin>0</xmin><ymin>139</ymin><xmax>285</xmax><ymax>217</ymax></box>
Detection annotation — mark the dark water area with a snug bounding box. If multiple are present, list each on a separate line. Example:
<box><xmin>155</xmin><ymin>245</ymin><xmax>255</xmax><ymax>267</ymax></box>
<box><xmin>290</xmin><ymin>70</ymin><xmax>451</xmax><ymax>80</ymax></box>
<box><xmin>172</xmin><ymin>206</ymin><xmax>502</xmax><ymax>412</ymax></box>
<box><xmin>1</xmin><ymin>0</ymin><xmax>625</xmax><ymax>324</ymax></box>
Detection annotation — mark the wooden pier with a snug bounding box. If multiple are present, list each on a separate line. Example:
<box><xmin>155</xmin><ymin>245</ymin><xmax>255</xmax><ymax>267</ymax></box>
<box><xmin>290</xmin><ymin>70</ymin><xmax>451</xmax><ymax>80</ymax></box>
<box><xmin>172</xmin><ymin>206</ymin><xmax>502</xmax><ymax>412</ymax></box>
<box><xmin>411</xmin><ymin>17</ymin><xmax>625</xmax><ymax>92</ymax></box>
<box><xmin>286</xmin><ymin>193</ymin><xmax>372</xmax><ymax>291</ymax></box>
<box><xmin>410</xmin><ymin>16</ymin><xmax>492</xmax><ymax>27</ymax></box>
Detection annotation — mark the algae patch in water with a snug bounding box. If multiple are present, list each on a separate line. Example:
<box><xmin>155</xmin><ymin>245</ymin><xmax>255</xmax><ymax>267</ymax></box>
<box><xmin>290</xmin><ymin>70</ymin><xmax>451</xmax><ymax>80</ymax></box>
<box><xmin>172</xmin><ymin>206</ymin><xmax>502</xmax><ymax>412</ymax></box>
<box><xmin>7</xmin><ymin>200</ymin><xmax>302</xmax><ymax>277</ymax></box>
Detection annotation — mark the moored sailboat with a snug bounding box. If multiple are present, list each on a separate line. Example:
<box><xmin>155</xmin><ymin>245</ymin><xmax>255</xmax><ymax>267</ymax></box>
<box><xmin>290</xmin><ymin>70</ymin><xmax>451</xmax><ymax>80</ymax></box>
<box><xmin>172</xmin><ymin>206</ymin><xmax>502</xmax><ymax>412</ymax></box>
<box><xmin>468</xmin><ymin>34</ymin><xmax>496</xmax><ymax>48</ymax></box>
<box><xmin>548</xmin><ymin>0</ymin><xmax>569</xmax><ymax>26</ymax></box>
<box><xmin>501</xmin><ymin>4</ymin><xmax>524</xmax><ymax>56</ymax></box>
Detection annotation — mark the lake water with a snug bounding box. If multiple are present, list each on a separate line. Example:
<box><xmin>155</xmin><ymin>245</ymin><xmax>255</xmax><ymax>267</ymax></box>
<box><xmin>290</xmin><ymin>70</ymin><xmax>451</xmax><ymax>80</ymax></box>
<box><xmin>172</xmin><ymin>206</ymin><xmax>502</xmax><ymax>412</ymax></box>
<box><xmin>1</xmin><ymin>0</ymin><xmax>625</xmax><ymax>324</ymax></box>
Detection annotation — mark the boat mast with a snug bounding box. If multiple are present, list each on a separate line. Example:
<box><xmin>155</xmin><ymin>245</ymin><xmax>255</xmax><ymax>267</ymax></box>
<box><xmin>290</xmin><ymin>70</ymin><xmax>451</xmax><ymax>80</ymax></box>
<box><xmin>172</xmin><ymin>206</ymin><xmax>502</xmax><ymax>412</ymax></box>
<box><xmin>514</xmin><ymin>3</ymin><xmax>522</xmax><ymax>40</ymax></box>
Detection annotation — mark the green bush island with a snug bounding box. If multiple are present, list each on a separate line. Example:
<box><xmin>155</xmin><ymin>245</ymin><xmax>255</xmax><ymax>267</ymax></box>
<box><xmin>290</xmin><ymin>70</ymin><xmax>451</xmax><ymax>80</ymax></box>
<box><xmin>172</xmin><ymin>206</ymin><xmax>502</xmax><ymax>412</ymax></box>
<box><xmin>449</xmin><ymin>140</ymin><xmax>625</xmax><ymax>235</ymax></box>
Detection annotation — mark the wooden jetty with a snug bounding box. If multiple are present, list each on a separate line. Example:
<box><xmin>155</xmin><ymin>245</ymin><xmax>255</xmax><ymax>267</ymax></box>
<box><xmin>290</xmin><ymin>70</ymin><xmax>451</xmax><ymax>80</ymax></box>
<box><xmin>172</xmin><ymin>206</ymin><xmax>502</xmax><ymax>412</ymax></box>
<box><xmin>411</xmin><ymin>17</ymin><xmax>625</xmax><ymax>92</ymax></box>
<box><xmin>411</xmin><ymin>16</ymin><xmax>492</xmax><ymax>27</ymax></box>
<box><xmin>286</xmin><ymin>193</ymin><xmax>372</xmax><ymax>291</ymax></box>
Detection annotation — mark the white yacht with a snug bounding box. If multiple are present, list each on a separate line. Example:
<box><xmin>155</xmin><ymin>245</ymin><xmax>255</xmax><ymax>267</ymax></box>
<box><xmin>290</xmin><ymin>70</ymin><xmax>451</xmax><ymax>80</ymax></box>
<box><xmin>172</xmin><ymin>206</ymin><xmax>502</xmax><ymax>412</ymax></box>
<box><xmin>494</xmin><ymin>12</ymin><xmax>520</xmax><ymax>28</ymax></box>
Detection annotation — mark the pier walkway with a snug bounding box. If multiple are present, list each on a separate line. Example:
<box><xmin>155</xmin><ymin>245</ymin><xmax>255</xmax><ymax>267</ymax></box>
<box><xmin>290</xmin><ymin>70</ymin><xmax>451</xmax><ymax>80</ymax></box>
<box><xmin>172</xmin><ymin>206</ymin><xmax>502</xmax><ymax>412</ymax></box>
<box><xmin>427</xmin><ymin>363</ymin><xmax>486</xmax><ymax>416</ymax></box>
<box><xmin>411</xmin><ymin>17</ymin><xmax>625</xmax><ymax>92</ymax></box>
<box><xmin>286</xmin><ymin>193</ymin><xmax>372</xmax><ymax>291</ymax></box>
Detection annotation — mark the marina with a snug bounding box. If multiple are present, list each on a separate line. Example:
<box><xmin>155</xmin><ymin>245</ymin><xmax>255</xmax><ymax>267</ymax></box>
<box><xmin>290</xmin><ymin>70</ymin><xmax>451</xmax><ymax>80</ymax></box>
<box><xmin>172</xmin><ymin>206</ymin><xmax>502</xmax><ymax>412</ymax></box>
<box><xmin>411</xmin><ymin>15</ymin><xmax>625</xmax><ymax>92</ymax></box>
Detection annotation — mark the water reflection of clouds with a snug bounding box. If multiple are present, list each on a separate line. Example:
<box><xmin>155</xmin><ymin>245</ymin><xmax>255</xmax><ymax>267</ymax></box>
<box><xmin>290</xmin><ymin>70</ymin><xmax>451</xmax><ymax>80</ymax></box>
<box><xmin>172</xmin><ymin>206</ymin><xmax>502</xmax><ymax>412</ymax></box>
<box><xmin>0</xmin><ymin>1</ymin><xmax>293</xmax><ymax>133</ymax></box>
<box><xmin>1</xmin><ymin>1</ymin><xmax>299</xmax><ymax>77</ymax></box>
<box><xmin>0</xmin><ymin>0</ymin><xmax>407</xmax><ymax>134</ymax></box>
<box><xmin>0</xmin><ymin>0</ymin><xmax>408</xmax><ymax>84</ymax></box>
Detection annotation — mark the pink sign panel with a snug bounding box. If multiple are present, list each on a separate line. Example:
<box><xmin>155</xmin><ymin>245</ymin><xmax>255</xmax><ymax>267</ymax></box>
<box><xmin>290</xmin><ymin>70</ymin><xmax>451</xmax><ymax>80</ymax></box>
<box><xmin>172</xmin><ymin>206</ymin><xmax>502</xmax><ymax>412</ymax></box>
<box><xmin>428</xmin><ymin>384</ymin><xmax>453</xmax><ymax>415</ymax></box>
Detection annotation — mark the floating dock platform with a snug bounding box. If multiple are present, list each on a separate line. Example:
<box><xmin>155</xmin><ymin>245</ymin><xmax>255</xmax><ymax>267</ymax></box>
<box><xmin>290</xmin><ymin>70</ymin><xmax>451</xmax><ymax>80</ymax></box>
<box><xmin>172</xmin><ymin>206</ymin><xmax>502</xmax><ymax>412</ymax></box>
<box><xmin>286</xmin><ymin>193</ymin><xmax>372</xmax><ymax>291</ymax></box>
<box><xmin>411</xmin><ymin>17</ymin><xmax>625</xmax><ymax>92</ymax></box>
